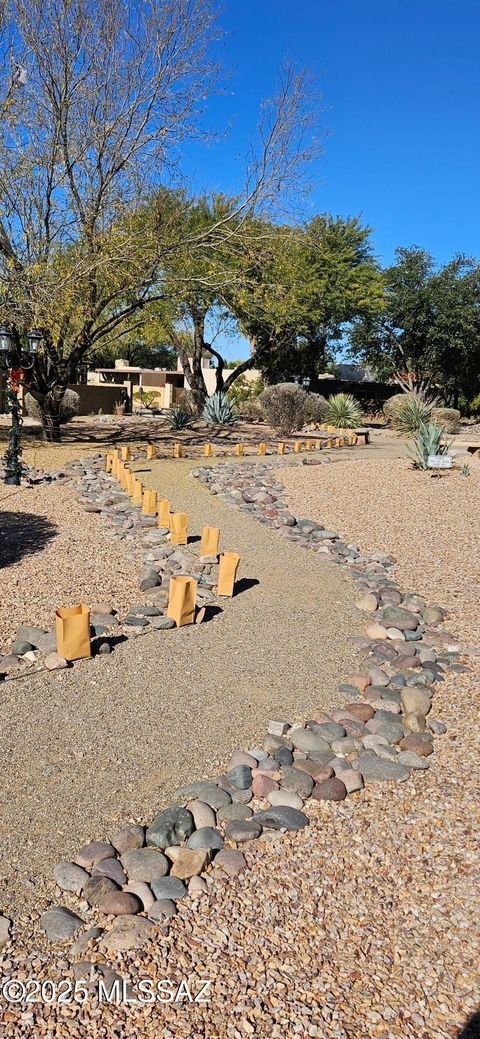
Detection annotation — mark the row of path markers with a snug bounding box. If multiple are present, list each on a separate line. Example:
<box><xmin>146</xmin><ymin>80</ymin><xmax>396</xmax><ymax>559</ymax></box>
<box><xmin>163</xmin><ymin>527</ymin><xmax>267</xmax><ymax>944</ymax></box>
<box><xmin>105</xmin><ymin>448</ymin><xmax>241</xmax><ymax>625</ymax></box>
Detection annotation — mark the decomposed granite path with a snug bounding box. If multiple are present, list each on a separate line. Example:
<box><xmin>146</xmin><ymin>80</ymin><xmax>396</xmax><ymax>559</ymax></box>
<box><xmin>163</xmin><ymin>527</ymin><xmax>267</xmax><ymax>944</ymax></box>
<box><xmin>0</xmin><ymin>458</ymin><xmax>361</xmax><ymax>917</ymax></box>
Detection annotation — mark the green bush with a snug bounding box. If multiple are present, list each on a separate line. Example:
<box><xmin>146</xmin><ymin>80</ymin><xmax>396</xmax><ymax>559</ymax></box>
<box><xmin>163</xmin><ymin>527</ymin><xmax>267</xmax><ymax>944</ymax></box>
<box><xmin>431</xmin><ymin>407</ymin><xmax>461</xmax><ymax>433</ymax></box>
<box><xmin>227</xmin><ymin>374</ymin><xmax>264</xmax><ymax>406</ymax></box>
<box><xmin>259</xmin><ymin>382</ymin><xmax>308</xmax><ymax>435</ymax></box>
<box><xmin>133</xmin><ymin>389</ymin><xmax>161</xmax><ymax>411</ymax></box>
<box><xmin>469</xmin><ymin>393</ymin><xmax>480</xmax><ymax>416</ymax></box>
<box><xmin>238</xmin><ymin>398</ymin><xmax>264</xmax><ymax>422</ymax></box>
<box><xmin>324</xmin><ymin>393</ymin><xmax>364</xmax><ymax>429</ymax></box>
<box><xmin>303</xmin><ymin>393</ymin><xmax>329</xmax><ymax>425</ymax></box>
<box><xmin>24</xmin><ymin>389</ymin><xmax>80</xmax><ymax>424</ymax></box>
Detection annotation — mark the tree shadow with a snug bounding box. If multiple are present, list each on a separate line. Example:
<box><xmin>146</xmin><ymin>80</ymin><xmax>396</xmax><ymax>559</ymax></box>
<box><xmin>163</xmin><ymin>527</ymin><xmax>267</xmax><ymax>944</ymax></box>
<box><xmin>0</xmin><ymin>510</ymin><xmax>58</xmax><ymax>568</ymax></box>
<box><xmin>458</xmin><ymin>1010</ymin><xmax>480</xmax><ymax>1038</ymax></box>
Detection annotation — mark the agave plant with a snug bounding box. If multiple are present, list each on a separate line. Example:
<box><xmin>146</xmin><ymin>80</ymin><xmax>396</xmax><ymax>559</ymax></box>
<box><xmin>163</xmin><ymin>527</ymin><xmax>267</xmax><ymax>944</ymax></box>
<box><xmin>392</xmin><ymin>392</ymin><xmax>440</xmax><ymax>437</ymax></box>
<box><xmin>407</xmin><ymin>421</ymin><xmax>450</xmax><ymax>470</ymax></box>
<box><xmin>166</xmin><ymin>406</ymin><xmax>191</xmax><ymax>430</ymax></box>
<box><xmin>324</xmin><ymin>393</ymin><xmax>364</xmax><ymax>429</ymax></box>
<box><xmin>202</xmin><ymin>392</ymin><xmax>237</xmax><ymax>426</ymax></box>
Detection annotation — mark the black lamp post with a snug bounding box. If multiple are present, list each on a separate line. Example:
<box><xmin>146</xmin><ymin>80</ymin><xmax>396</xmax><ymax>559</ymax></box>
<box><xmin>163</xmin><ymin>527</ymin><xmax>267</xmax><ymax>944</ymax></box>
<box><xmin>0</xmin><ymin>325</ymin><xmax>42</xmax><ymax>485</ymax></box>
<box><xmin>293</xmin><ymin>374</ymin><xmax>311</xmax><ymax>391</ymax></box>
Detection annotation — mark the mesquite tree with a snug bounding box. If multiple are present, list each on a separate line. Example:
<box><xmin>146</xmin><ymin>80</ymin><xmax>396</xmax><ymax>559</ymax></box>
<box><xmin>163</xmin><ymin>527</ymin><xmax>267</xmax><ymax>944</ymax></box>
<box><xmin>0</xmin><ymin>0</ymin><xmax>317</xmax><ymax>438</ymax></box>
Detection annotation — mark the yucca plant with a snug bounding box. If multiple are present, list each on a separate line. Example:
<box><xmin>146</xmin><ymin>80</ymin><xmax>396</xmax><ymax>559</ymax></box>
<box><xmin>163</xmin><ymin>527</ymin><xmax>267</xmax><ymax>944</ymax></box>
<box><xmin>325</xmin><ymin>393</ymin><xmax>364</xmax><ymax>429</ymax></box>
<box><xmin>393</xmin><ymin>392</ymin><xmax>440</xmax><ymax>437</ymax></box>
<box><xmin>166</xmin><ymin>406</ymin><xmax>191</xmax><ymax>430</ymax></box>
<box><xmin>407</xmin><ymin>421</ymin><xmax>450</xmax><ymax>470</ymax></box>
<box><xmin>202</xmin><ymin>392</ymin><xmax>237</xmax><ymax>426</ymax></box>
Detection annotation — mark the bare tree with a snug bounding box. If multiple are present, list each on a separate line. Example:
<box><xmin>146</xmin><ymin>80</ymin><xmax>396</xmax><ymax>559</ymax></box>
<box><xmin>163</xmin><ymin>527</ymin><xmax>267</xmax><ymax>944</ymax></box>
<box><xmin>0</xmin><ymin>0</ymin><xmax>319</xmax><ymax>438</ymax></box>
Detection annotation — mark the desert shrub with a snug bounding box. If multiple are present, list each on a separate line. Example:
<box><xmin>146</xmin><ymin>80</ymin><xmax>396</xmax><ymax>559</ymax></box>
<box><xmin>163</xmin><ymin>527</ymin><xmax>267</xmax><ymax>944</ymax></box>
<box><xmin>303</xmin><ymin>392</ymin><xmax>329</xmax><ymax>425</ymax></box>
<box><xmin>431</xmin><ymin>407</ymin><xmax>461</xmax><ymax>433</ymax></box>
<box><xmin>227</xmin><ymin>374</ymin><xmax>264</xmax><ymax>406</ymax></box>
<box><xmin>202</xmin><ymin>392</ymin><xmax>237</xmax><ymax>425</ymax></box>
<box><xmin>238</xmin><ymin>398</ymin><xmax>264</xmax><ymax>422</ymax></box>
<box><xmin>407</xmin><ymin>421</ymin><xmax>450</xmax><ymax>470</ymax></box>
<box><xmin>324</xmin><ymin>393</ymin><xmax>364</xmax><ymax>428</ymax></box>
<box><xmin>24</xmin><ymin>389</ymin><xmax>80</xmax><ymax>424</ymax></box>
<box><xmin>133</xmin><ymin>389</ymin><xmax>161</xmax><ymax>411</ymax></box>
<box><xmin>166</xmin><ymin>406</ymin><xmax>191</xmax><ymax>430</ymax></box>
<box><xmin>259</xmin><ymin>382</ymin><xmax>308</xmax><ymax>435</ymax></box>
<box><xmin>384</xmin><ymin>391</ymin><xmax>439</xmax><ymax>435</ymax></box>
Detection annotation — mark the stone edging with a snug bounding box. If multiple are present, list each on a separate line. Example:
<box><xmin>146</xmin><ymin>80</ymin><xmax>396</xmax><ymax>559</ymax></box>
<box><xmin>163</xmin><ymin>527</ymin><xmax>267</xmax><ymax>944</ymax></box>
<box><xmin>1</xmin><ymin>456</ymin><xmax>470</xmax><ymax>960</ymax></box>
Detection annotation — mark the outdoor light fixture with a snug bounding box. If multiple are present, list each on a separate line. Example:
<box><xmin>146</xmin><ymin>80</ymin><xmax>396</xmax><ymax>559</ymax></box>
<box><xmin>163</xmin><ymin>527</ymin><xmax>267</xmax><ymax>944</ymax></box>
<box><xmin>0</xmin><ymin>324</ymin><xmax>43</xmax><ymax>485</ymax></box>
<box><xmin>302</xmin><ymin>376</ymin><xmax>311</xmax><ymax>390</ymax></box>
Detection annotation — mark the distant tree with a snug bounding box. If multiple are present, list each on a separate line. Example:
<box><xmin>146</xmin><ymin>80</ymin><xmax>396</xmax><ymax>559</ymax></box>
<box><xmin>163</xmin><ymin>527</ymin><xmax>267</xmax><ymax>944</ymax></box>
<box><xmin>350</xmin><ymin>247</ymin><xmax>480</xmax><ymax>405</ymax></box>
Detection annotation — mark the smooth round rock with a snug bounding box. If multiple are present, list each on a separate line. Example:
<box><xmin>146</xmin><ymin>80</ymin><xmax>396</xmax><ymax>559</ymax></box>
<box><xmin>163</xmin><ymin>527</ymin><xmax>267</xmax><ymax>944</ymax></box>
<box><xmin>98</xmin><ymin>891</ymin><xmax>141</xmax><ymax>916</ymax></box>
<box><xmin>228</xmin><ymin>752</ymin><xmax>258</xmax><ymax>770</ymax></box>
<box><xmin>212</xmin><ymin>849</ymin><xmax>247</xmax><ymax>876</ymax></box>
<box><xmin>75</xmin><ymin>841</ymin><xmax>116</xmax><ymax>870</ymax></box>
<box><xmin>400</xmin><ymin>688</ymin><xmax>432</xmax><ymax>716</ymax></box>
<box><xmin>342</xmin><ymin>770</ymin><xmax>364</xmax><ymax>794</ymax></box>
<box><xmin>398</xmin><ymin>733</ymin><xmax>434</xmax><ymax>757</ymax></box>
<box><xmin>146</xmin><ymin>807</ymin><xmax>194</xmax><ymax>849</ymax></box>
<box><xmin>397</xmin><ymin>750</ymin><xmax>431</xmax><ymax>770</ymax></box>
<box><xmin>280</xmin><ymin>766</ymin><xmax>314</xmax><ymax>798</ymax></box>
<box><xmin>82</xmin><ymin>876</ymin><xmax>119</xmax><ymax>907</ymax></box>
<box><xmin>92</xmin><ymin>858</ymin><xmax>127</xmax><ymax>886</ymax></box>
<box><xmin>355</xmin><ymin>593</ymin><xmax>378</xmax><ymax>612</ymax></box>
<box><xmin>224</xmin><ymin>819</ymin><xmax>262</xmax><ymax>843</ymax></box>
<box><xmin>110</xmin><ymin>824</ymin><xmax>145</xmax><ymax>854</ymax></box>
<box><xmin>330</xmin><ymin>737</ymin><xmax>363</xmax><ymax>755</ymax></box>
<box><xmin>345</xmin><ymin>703</ymin><xmax>375</xmax><ymax>722</ymax></box>
<box><xmin>274</xmin><ymin>745</ymin><xmax>295</xmax><ymax>766</ymax></box>
<box><xmin>311</xmin><ymin>778</ymin><xmax>347</xmax><ymax>801</ymax></box>
<box><xmin>171</xmin><ymin>848</ymin><xmax>209</xmax><ymax>879</ymax></box>
<box><xmin>150</xmin><ymin>877</ymin><xmax>187</xmax><ymax>901</ymax></box>
<box><xmin>253</xmin><ymin>806</ymin><xmax>309</xmax><ymax>831</ymax></box>
<box><xmin>186</xmin><ymin>800</ymin><xmax>217</xmax><ymax>829</ymax></box>
<box><xmin>53</xmin><ymin>862</ymin><xmax>89</xmax><ymax>894</ymax></box>
<box><xmin>122</xmin><ymin>882</ymin><xmax>155</xmax><ymax>911</ymax></box>
<box><xmin>186</xmin><ymin>827</ymin><xmax>223</xmax><ymax>852</ymax></box>
<box><xmin>225</xmin><ymin>765</ymin><xmax>252</xmax><ymax>790</ymax></box>
<box><xmin>382</xmin><ymin>606</ymin><xmax>419</xmax><ymax>631</ymax></box>
<box><xmin>356</xmin><ymin>753</ymin><xmax>409</xmax><ymax>782</ymax></box>
<box><xmin>40</xmin><ymin>907</ymin><xmax>84</xmax><ymax>941</ymax></box>
<box><xmin>121</xmin><ymin>848</ymin><xmax>169</xmax><ymax>882</ymax></box>
<box><xmin>267</xmin><ymin>790</ymin><xmax>304</xmax><ymax>809</ymax></box>
<box><xmin>310</xmin><ymin>721</ymin><xmax>346</xmax><ymax>742</ymax></box>
<box><xmin>289</xmin><ymin>729</ymin><xmax>331</xmax><ymax>755</ymax></box>
<box><xmin>427</xmin><ymin>719</ymin><xmax>447</xmax><ymax>735</ymax></box>
<box><xmin>375</xmin><ymin>723</ymin><xmax>406</xmax><ymax>745</ymax></box>
<box><xmin>403</xmin><ymin>712</ymin><xmax>427</xmax><ymax>733</ymax></box>
<box><xmin>216</xmin><ymin>804</ymin><xmax>253</xmax><ymax>822</ymax></box>
<box><xmin>148</xmin><ymin>899</ymin><xmax>177</xmax><ymax>921</ymax></box>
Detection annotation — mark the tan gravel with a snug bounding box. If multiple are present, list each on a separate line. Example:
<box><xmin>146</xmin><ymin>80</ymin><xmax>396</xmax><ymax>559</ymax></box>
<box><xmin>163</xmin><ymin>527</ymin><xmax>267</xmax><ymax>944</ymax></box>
<box><xmin>281</xmin><ymin>456</ymin><xmax>480</xmax><ymax>644</ymax></box>
<box><xmin>0</xmin><ymin>482</ymin><xmax>142</xmax><ymax>650</ymax></box>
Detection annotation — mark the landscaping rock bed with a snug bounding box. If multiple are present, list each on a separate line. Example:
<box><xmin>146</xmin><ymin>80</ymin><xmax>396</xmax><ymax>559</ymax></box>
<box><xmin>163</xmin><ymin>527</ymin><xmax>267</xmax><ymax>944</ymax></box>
<box><xmin>13</xmin><ymin>456</ymin><xmax>469</xmax><ymax>961</ymax></box>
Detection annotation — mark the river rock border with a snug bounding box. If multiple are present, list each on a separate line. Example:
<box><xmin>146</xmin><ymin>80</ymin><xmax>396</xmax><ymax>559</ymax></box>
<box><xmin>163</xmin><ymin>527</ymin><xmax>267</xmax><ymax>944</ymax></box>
<box><xmin>1</xmin><ymin>452</ymin><xmax>226</xmax><ymax>680</ymax></box>
<box><xmin>3</xmin><ymin>454</ymin><xmax>467</xmax><ymax>963</ymax></box>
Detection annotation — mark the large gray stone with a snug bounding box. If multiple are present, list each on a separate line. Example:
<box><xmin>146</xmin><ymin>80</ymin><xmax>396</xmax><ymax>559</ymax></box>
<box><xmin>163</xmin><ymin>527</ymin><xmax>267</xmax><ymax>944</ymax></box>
<box><xmin>289</xmin><ymin>729</ymin><xmax>331</xmax><ymax>755</ymax></box>
<box><xmin>280</xmin><ymin>766</ymin><xmax>314</xmax><ymax>798</ymax></box>
<box><xmin>40</xmin><ymin>907</ymin><xmax>84</xmax><ymax>941</ymax></box>
<box><xmin>381</xmin><ymin>606</ymin><xmax>419</xmax><ymax>631</ymax></box>
<box><xmin>150</xmin><ymin>876</ymin><xmax>187</xmax><ymax>901</ymax></box>
<box><xmin>121</xmin><ymin>847</ymin><xmax>169</xmax><ymax>882</ymax></box>
<box><xmin>53</xmin><ymin>861</ymin><xmax>89</xmax><ymax>894</ymax></box>
<box><xmin>174</xmin><ymin>781</ymin><xmax>232</xmax><ymax>810</ymax></box>
<box><xmin>253</xmin><ymin>806</ymin><xmax>309</xmax><ymax>831</ymax></box>
<box><xmin>356</xmin><ymin>753</ymin><xmax>409</xmax><ymax>783</ymax></box>
<box><xmin>186</xmin><ymin>827</ymin><xmax>223</xmax><ymax>852</ymax></box>
<box><xmin>225</xmin><ymin>765</ymin><xmax>252</xmax><ymax>790</ymax></box>
<box><xmin>146</xmin><ymin>806</ymin><xmax>194</xmax><ymax>849</ymax></box>
<box><xmin>400</xmin><ymin>688</ymin><xmax>432</xmax><ymax>716</ymax></box>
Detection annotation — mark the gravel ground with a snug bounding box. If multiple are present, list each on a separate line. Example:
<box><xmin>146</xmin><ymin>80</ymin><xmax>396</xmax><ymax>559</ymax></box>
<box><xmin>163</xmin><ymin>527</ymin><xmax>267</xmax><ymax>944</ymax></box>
<box><xmin>0</xmin><ymin>455</ymin><xmax>478</xmax><ymax>1038</ymax></box>
<box><xmin>0</xmin><ymin>482</ymin><xmax>142</xmax><ymax>650</ymax></box>
<box><xmin>280</xmin><ymin>457</ymin><xmax>480</xmax><ymax>644</ymax></box>
<box><xmin>0</xmin><ymin>458</ymin><xmax>360</xmax><ymax>917</ymax></box>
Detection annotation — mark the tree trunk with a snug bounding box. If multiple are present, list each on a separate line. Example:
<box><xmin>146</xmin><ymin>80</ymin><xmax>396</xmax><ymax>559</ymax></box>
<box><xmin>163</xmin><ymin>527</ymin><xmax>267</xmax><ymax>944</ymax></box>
<box><xmin>39</xmin><ymin>389</ymin><xmax>65</xmax><ymax>442</ymax></box>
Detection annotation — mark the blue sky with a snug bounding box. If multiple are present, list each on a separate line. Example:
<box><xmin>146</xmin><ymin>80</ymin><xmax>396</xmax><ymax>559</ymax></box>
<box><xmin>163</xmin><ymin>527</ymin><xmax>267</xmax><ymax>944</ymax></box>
<box><xmin>183</xmin><ymin>0</ymin><xmax>480</xmax><ymax>358</ymax></box>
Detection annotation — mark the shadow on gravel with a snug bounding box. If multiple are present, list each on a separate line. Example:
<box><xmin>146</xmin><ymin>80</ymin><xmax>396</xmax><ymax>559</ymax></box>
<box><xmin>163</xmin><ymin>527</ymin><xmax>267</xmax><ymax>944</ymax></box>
<box><xmin>200</xmin><ymin>605</ymin><xmax>223</xmax><ymax>623</ymax></box>
<box><xmin>0</xmin><ymin>510</ymin><xmax>58</xmax><ymax>568</ymax></box>
<box><xmin>233</xmin><ymin>577</ymin><xmax>260</xmax><ymax>597</ymax></box>
<box><xmin>458</xmin><ymin>1011</ymin><xmax>480</xmax><ymax>1038</ymax></box>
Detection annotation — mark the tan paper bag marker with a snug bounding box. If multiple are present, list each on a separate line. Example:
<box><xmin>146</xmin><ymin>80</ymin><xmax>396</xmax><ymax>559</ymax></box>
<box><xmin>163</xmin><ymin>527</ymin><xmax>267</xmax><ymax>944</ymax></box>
<box><xmin>146</xmin><ymin>443</ymin><xmax>157</xmax><ymax>460</ymax></box>
<box><xmin>167</xmin><ymin>575</ymin><xmax>197</xmax><ymax>626</ymax></box>
<box><xmin>204</xmin><ymin>443</ymin><xmax>213</xmax><ymax>457</ymax></box>
<box><xmin>173</xmin><ymin>444</ymin><xmax>183</xmax><ymax>458</ymax></box>
<box><xmin>158</xmin><ymin>498</ymin><xmax>171</xmax><ymax>527</ymax></box>
<box><xmin>217</xmin><ymin>552</ymin><xmax>241</xmax><ymax>597</ymax></box>
<box><xmin>121</xmin><ymin>446</ymin><xmax>131</xmax><ymax>462</ymax></box>
<box><xmin>278</xmin><ymin>442</ymin><xmax>285</xmax><ymax>455</ymax></box>
<box><xmin>235</xmin><ymin>443</ymin><xmax>244</xmax><ymax>456</ymax></box>
<box><xmin>142</xmin><ymin>488</ymin><xmax>158</xmax><ymax>515</ymax></box>
<box><xmin>200</xmin><ymin>525</ymin><xmax>220</xmax><ymax>557</ymax></box>
<box><xmin>258</xmin><ymin>442</ymin><xmax>267</xmax><ymax>455</ymax></box>
<box><xmin>133</xmin><ymin>479</ymin><xmax>144</xmax><ymax>505</ymax></box>
<box><xmin>170</xmin><ymin>511</ymin><xmax>188</xmax><ymax>545</ymax></box>
<box><xmin>294</xmin><ymin>441</ymin><xmax>302</xmax><ymax>453</ymax></box>
<box><xmin>55</xmin><ymin>604</ymin><xmax>91</xmax><ymax>661</ymax></box>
